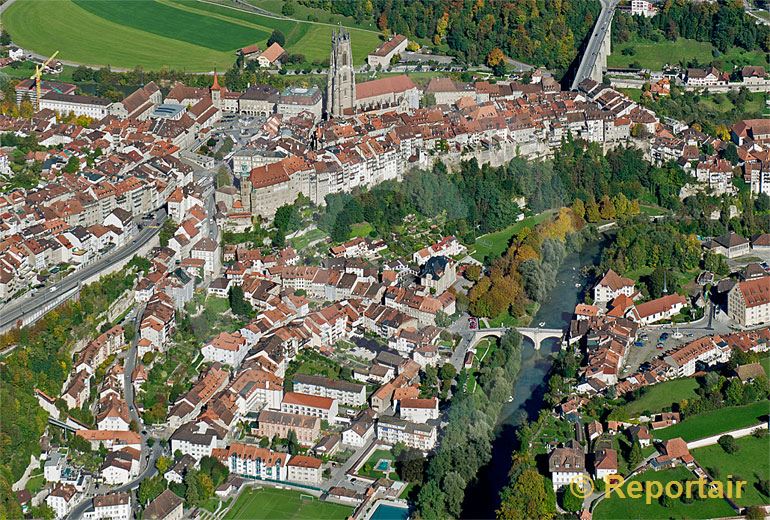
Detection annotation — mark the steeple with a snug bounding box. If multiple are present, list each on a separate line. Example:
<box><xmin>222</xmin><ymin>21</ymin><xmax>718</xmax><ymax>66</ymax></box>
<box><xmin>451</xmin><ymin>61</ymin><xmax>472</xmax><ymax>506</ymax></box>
<box><xmin>211</xmin><ymin>70</ymin><xmax>221</xmax><ymax>91</ymax></box>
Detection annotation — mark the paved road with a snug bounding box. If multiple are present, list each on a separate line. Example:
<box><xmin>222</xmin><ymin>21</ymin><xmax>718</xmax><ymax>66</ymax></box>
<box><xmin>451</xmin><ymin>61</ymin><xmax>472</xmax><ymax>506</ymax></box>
<box><xmin>571</xmin><ymin>0</ymin><xmax>619</xmax><ymax>90</ymax></box>
<box><xmin>0</xmin><ymin>208</ymin><xmax>165</xmax><ymax>331</ymax></box>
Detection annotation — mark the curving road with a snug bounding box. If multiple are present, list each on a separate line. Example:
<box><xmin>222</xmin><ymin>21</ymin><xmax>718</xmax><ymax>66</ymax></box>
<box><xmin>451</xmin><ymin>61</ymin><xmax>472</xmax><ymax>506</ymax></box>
<box><xmin>0</xmin><ymin>208</ymin><xmax>166</xmax><ymax>332</ymax></box>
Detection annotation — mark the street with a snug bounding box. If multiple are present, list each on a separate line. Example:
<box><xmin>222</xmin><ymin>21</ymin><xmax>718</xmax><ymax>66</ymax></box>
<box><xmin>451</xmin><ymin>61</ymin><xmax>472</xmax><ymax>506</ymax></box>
<box><xmin>0</xmin><ymin>208</ymin><xmax>166</xmax><ymax>332</ymax></box>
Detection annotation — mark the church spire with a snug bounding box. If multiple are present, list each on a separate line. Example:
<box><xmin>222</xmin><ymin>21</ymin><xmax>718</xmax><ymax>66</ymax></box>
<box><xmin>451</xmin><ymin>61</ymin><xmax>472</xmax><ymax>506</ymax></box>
<box><xmin>211</xmin><ymin>70</ymin><xmax>221</xmax><ymax>91</ymax></box>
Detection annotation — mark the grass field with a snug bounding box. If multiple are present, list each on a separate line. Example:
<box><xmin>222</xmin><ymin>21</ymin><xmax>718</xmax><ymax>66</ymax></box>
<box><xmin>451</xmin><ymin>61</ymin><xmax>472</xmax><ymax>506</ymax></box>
<box><xmin>693</xmin><ymin>434</ymin><xmax>770</xmax><ymax>507</ymax></box>
<box><xmin>614</xmin><ymin>378</ymin><xmax>699</xmax><ymax>419</ymax></box>
<box><xmin>225</xmin><ymin>488</ymin><xmax>352</xmax><ymax>520</ymax></box>
<box><xmin>608</xmin><ymin>36</ymin><xmax>769</xmax><ymax>71</ymax></box>
<box><xmin>593</xmin><ymin>467</ymin><xmax>736</xmax><ymax>520</ymax></box>
<box><xmin>656</xmin><ymin>401</ymin><xmax>770</xmax><ymax>442</ymax></box>
<box><xmin>471</xmin><ymin>210</ymin><xmax>556</xmax><ymax>261</ymax></box>
<box><xmin>2</xmin><ymin>0</ymin><xmax>381</xmax><ymax>71</ymax></box>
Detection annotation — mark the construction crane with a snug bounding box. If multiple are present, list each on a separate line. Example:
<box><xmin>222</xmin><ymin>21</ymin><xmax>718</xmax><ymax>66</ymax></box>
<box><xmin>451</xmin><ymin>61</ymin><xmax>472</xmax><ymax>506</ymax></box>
<box><xmin>29</xmin><ymin>51</ymin><xmax>59</xmax><ymax>111</ymax></box>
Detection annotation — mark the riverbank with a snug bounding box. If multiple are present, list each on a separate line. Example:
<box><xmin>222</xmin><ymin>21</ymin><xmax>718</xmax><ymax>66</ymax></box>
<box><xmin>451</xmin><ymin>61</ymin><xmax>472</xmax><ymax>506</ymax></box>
<box><xmin>461</xmin><ymin>235</ymin><xmax>607</xmax><ymax>518</ymax></box>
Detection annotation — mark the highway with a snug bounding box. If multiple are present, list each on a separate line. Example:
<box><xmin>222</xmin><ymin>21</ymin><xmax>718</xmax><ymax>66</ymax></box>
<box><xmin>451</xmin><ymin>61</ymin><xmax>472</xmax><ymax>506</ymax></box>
<box><xmin>571</xmin><ymin>0</ymin><xmax>619</xmax><ymax>90</ymax></box>
<box><xmin>0</xmin><ymin>208</ymin><xmax>166</xmax><ymax>331</ymax></box>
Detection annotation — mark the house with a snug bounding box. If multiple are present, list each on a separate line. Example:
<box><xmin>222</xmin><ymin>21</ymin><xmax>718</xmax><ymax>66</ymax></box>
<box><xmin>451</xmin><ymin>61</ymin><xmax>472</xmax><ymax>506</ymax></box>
<box><xmin>705</xmin><ymin>232</ymin><xmax>750</xmax><ymax>259</ymax></box>
<box><xmin>548</xmin><ymin>440</ymin><xmax>587</xmax><ymax>491</ymax></box>
<box><xmin>143</xmin><ymin>489</ymin><xmax>184</xmax><ymax>520</ymax></box>
<box><xmin>96</xmin><ymin>394</ymin><xmax>130</xmax><ymax>431</ymax></box>
<box><xmin>202</xmin><ymin>331</ymin><xmax>249</xmax><ymax>367</ymax></box>
<box><xmin>735</xmin><ymin>362</ymin><xmax>766</xmax><ymax>383</ymax></box>
<box><xmin>685</xmin><ymin>67</ymin><xmax>728</xmax><ymax>87</ymax></box>
<box><xmin>101</xmin><ymin>448</ymin><xmax>140</xmax><ymax>485</ymax></box>
<box><xmin>281</xmin><ymin>392</ymin><xmax>338</xmax><ymax>423</ymax></box>
<box><xmin>47</xmin><ymin>483</ymin><xmax>78</xmax><ymax>519</ymax></box>
<box><xmin>593</xmin><ymin>269</ymin><xmax>635</xmax><ymax>304</ymax></box>
<box><xmin>84</xmin><ymin>493</ymin><xmax>131</xmax><ymax>520</ymax></box>
<box><xmin>367</xmin><ymin>34</ymin><xmax>408</xmax><ymax>70</ymax></box>
<box><xmin>664</xmin><ymin>336</ymin><xmax>731</xmax><ymax>377</ymax></box>
<box><xmin>633</xmin><ymin>294</ymin><xmax>687</xmax><ymax>325</ymax></box>
<box><xmin>44</xmin><ymin>450</ymin><xmax>66</xmax><ymax>482</ymax></box>
<box><xmin>75</xmin><ymin>430</ymin><xmax>141</xmax><ymax>452</ymax></box>
<box><xmin>628</xmin><ymin>425</ymin><xmax>651</xmax><ymax>448</ymax></box>
<box><xmin>418</xmin><ymin>256</ymin><xmax>456</xmax><ymax>295</ymax></box>
<box><xmin>413</xmin><ymin>236</ymin><xmax>466</xmax><ymax>265</ymax></box>
<box><xmin>257</xmin><ymin>42</ymin><xmax>286</xmax><ymax>68</ymax></box>
<box><xmin>342</xmin><ymin>411</ymin><xmax>375</xmax><ymax>447</ymax></box>
<box><xmin>728</xmin><ymin>276</ymin><xmax>770</xmax><ymax>327</ymax></box>
<box><xmin>631</xmin><ymin>0</ymin><xmax>657</xmax><ymax>17</ymax></box>
<box><xmin>170</xmin><ymin>421</ymin><xmax>225</xmax><ymax>460</ymax></box>
<box><xmin>652</xmin><ymin>437</ymin><xmax>693</xmax><ymax>469</ymax></box>
<box><xmin>376</xmin><ymin>415</ymin><xmax>437</xmax><ymax>451</ymax></box>
<box><xmin>164</xmin><ymin>454</ymin><xmax>196</xmax><ymax>484</ymax></box>
<box><xmin>586</xmin><ymin>421</ymin><xmax>603</xmax><ymax>441</ymax></box>
<box><xmin>593</xmin><ymin>448</ymin><xmax>618</xmax><ymax>481</ymax></box>
<box><xmin>399</xmin><ymin>397</ymin><xmax>439</xmax><ymax>423</ymax></box>
<box><xmin>208</xmin><ymin>277</ymin><xmax>232</xmax><ymax>298</ymax></box>
<box><xmin>286</xmin><ymin>455</ymin><xmax>323</xmax><ymax>485</ymax></box>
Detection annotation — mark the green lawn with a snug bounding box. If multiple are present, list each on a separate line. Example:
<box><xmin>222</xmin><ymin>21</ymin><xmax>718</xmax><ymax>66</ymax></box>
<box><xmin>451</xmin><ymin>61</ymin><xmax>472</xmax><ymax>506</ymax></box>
<box><xmin>609</xmin><ymin>36</ymin><xmax>769</xmax><ymax>71</ymax></box>
<box><xmin>471</xmin><ymin>210</ymin><xmax>555</xmax><ymax>261</ymax></box>
<box><xmin>2</xmin><ymin>0</ymin><xmax>381</xmax><ymax>71</ymax></box>
<box><xmin>693</xmin><ymin>434</ymin><xmax>770</xmax><ymax>507</ymax></box>
<box><xmin>349</xmin><ymin>222</ymin><xmax>374</xmax><ymax>240</ymax></box>
<box><xmin>225</xmin><ymin>488</ymin><xmax>352</xmax><ymax>520</ymax></box>
<box><xmin>24</xmin><ymin>473</ymin><xmax>45</xmax><ymax>494</ymax></box>
<box><xmin>252</xmin><ymin>0</ymin><xmax>379</xmax><ymax>32</ymax></box>
<box><xmin>614</xmin><ymin>378</ymin><xmax>699</xmax><ymax>420</ymax></box>
<box><xmin>290</xmin><ymin>228</ymin><xmax>328</xmax><ymax>250</ymax></box>
<box><xmin>358</xmin><ymin>448</ymin><xmax>395</xmax><ymax>479</ymax></box>
<box><xmin>656</xmin><ymin>401</ymin><xmax>770</xmax><ymax>442</ymax></box>
<box><xmin>593</xmin><ymin>467</ymin><xmax>736</xmax><ymax>520</ymax></box>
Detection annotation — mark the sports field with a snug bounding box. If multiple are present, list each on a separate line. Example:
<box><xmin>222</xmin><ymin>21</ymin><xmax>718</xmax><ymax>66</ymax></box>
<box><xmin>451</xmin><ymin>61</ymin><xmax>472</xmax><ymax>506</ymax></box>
<box><xmin>2</xmin><ymin>0</ymin><xmax>381</xmax><ymax>71</ymax></box>
<box><xmin>224</xmin><ymin>487</ymin><xmax>352</xmax><ymax>520</ymax></box>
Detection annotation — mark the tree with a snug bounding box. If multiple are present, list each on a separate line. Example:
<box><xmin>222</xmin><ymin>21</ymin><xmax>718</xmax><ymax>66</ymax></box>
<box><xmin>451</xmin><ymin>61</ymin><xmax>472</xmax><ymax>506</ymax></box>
<box><xmin>281</xmin><ymin>0</ymin><xmax>296</xmax><ymax>16</ymax></box>
<box><xmin>155</xmin><ymin>455</ymin><xmax>172</xmax><ymax>474</ymax></box>
<box><xmin>443</xmin><ymin>472</ymin><xmax>466</xmax><ymax>517</ymax></box>
<box><xmin>585</xmin><ymin>199</ymin><xmax>601</xmax><ymax>223</ymax></box>
<box><xmin>268</xmin><ymin>29</ymin><xmax>286</xmax><ymax>47</ymax></box>
<box><xmin>287</xmin><ymin>429</ymin><xmax>300</xmax><ymax>455</ymax></box>
<box><xmin>465</xmin><ymin>264</ymin><xmax>482</xmax><ymax>281</ymax></box>
<box><xmin>434</xmin><ymin>310</ymin><xmax>451</xmax><ymax>328</ymax></box>
<box><xmin>184</xmin><ymin>470</ymin><xmax>203</xmax><ymax>506</ymax></box>
<box><xmin>138</xmin><ymin>475</ymin><xmax>166</xmax><ymax>505</ymax></box>
<box><xmin>718</xmin><ymin>434</ymin><xmax>738</xmax><ymax>454</ymax></box>
<box><xmin>0</xmin><ymin>30</ymin><xmax>11</xmax><ymax>46</ymax></box>
<box><xmin>439</xmin><ymin>362</ymin><xmax>456</xmax><ymax>382</ymax></box>
<box><xmin>497</xmin><ymin>468</ymin><xmax>555</xmax><ymax>520</ymax></box>
<box><xmin>561</xmin><ymin>487</ymin><xmax>583</xmax><ymax>512</ymax></box>
<box><xmin>64</xmin><ymin>156</ymin><xmax>80</xmax><ymax>174</ymax></box>
<box><xmin>747</xmin><ymin>506</ymin><xmax>766</xmax><ymax>520</ymax></box>
<box><xmin>228</xmin><ymin>285</ymin><xmax>252</xmax><ymax>317</ymax></box>
<box><xmin>628</xmin><ymin>440</ymin><xmax>643</xmax><ymax>468</ymax></box>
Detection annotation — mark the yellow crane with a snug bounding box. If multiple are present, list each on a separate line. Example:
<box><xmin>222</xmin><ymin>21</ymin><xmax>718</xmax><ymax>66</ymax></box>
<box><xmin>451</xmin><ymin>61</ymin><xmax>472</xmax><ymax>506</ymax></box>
<box><xmin>29</xmin><ymin>51</ymin><xmax>59</xmax><ymax>111</ymax></box>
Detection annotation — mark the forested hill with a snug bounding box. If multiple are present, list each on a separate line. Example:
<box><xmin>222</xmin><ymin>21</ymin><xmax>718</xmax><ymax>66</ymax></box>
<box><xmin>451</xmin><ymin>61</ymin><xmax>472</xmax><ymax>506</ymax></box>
<box><xmin>304</xmin><ymin>0</ymin><xmax>600</xmax><ymax>77</ymax></box>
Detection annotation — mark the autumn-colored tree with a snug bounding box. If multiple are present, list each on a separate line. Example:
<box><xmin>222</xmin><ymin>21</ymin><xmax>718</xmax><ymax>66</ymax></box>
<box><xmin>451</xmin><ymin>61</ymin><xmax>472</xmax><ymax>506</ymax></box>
<box><xmin>486</xmin><ymin>47</ymin><xmax>505</xmax><ymax>67</ymax></box>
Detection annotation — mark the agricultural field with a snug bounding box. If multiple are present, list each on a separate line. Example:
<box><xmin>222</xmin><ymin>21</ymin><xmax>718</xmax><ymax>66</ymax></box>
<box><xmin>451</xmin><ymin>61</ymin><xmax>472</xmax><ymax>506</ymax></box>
<box><xmin>224</xmin><ymin>487</ymin><xmax>352</xmax><ymax>520</ymax></box>
<box><xmin>655</xmin><ymin>401</ymin><xmax>770</xmax><ymax>442</ymax></box>
<box><xmin>593</xmin><ymin>467</ymin><xmax>736</xmax><ymax>520</ymax></box>
<box><xmin>2</xmin><ymin>0</ymin><xmax>381</xmax><ymax>71</ymax></box>
<box><xmin>692</xmin><ymin>434</ymin><xmax>770</xmax><ymax>507</ymax></box>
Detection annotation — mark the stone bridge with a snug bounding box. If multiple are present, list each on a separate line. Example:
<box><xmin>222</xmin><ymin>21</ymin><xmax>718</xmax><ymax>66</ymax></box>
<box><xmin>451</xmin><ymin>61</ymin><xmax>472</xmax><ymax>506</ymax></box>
<box><xmin>469</xmin><ymin>326</ymin><xmax>565</xmax><ymax>351</ymax></box>
<box><xmin>570</xmin><ymin>0</ymin><xmax>618</xmax><ymax>90</ymax></box>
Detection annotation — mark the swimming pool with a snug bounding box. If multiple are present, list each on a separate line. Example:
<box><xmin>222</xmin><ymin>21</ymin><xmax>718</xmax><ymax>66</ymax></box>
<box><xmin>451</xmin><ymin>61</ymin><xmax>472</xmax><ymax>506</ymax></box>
<box><xmin>369</xmin><ymin>503</ymin><xmax>409</xmax><ymax>520</ymax></box>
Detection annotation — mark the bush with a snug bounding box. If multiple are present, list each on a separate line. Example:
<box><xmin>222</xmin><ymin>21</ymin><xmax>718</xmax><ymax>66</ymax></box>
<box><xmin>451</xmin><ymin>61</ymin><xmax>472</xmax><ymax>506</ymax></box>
<box><xmin>717</xmin><ymin>434</ymin><xmax>738</xmax><ymax>454</ymax></box>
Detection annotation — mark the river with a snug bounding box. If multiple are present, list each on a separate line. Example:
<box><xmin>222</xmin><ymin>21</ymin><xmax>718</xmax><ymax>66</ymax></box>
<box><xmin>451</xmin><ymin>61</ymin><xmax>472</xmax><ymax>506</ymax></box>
<box><xmin>461</xmin><ymin>237</ymin><xmax>606</xmax><ymax>519</ymax></box>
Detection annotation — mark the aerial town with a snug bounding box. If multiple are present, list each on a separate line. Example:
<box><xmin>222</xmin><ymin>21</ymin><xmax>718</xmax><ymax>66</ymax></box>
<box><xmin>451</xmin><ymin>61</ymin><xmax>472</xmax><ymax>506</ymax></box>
<box><xmin>0</xmin><ymin>1</ymin><xmax>769</xmax><ymax>520</ymax></box>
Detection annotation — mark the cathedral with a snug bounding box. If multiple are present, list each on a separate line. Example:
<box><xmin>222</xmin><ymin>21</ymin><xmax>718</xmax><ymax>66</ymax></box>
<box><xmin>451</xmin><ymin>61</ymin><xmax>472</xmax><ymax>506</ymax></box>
<box><xmin>326</xmin><ymin>27</ymin><xmax>355</xmax><ymax>118</ymax></box>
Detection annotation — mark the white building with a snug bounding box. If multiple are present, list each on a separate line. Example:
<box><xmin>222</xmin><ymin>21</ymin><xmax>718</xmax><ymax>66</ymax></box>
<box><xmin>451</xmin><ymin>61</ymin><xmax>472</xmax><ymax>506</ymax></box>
<box><xmin>367</xmin><ymin>34</ymin><xmax>408</xmax><ymax>70</ymax></box>
<box><xmin>39</xmin><ymin>92</ymin><xmax>112</xmax><ymax>119</ymax></box>
<box><xmin>286</xmin><ymin>455</ymin><xmax>323</xmax><ymax>485</ymax></box>
<box><xmin>201</xmin><ymin>331</ymin><xmax>249</xmax><ymax>367</ymax></box>
<box><xmin>376</xmin><ymin>415</ymin><xmax>437</xmax><ymax>451</ymax></box>
<box><xmin>548</xmin><ymin>442</ymin><xmax>587</xmax><ymax>492</ymax></box>
<box><xmin>221</xmin><ymin>443</ymin><xmax>288</xmax><ymax>481</ymax></box>
<box><xmin>399</xmin><ymin>397</ymin><xmax>439</xmax><ymax>423</ymax></box>
<box><xmin>631</xmin><ymin>0</ymin><xmax>657</xmax><ymax>17</ymax></box>
<box><xmin>47</xmin><ymin>483</ymin><xmax>78</xmax><ymax>519</ymax></box>
<box><xmin>84</xmin><ymin>493</ymin><xmax>131</xmax><ymax>520</ymax></box>
<box><xmin>292</xmin><ymin>374</ymin><xmax>366</xmax><ymax>407</ymax></box>
<box><xmin>728</xmin><ymin>276</ymin><xmax>770</xmax><ymax>327</ymax></box>
<box><xmin>280</xmin><ymin>392</ymin><xmax>338</xmax><ymax>423</ymax></box>
<box><xmin>593</xmin><ymin>269</ymin><xmax>635</xmax><ymax>304</ymax></box>
<box><xmin>593</xmin><ymin>449</ymin><xmax>619</xmax><ymax>482</ymax></box>
<box><xmin>170</xmin><ymin>421</ymin><xmax>223</xmax><ymax>460</ymax></box>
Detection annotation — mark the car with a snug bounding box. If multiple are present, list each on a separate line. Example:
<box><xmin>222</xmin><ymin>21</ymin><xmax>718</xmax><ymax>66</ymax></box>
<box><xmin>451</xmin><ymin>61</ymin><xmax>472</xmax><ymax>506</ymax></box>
<box><xmin>634</xmin><ymin>341</ymin><xmax>644</xmax><ymax>347</ymax></box>
<box><xmin>49</xmin><ymin>286</ymin><xmax>58</xmax><ymax>293</ymax></box>
<box><xmin>659</xmin><ymin>332</ymin><xmax>669</xmax><ymax>341</ymax></box>
<box><xmin>656</xmin><ymin>342</ymin><xmax>664</xmax><ymax>349</ymax></box>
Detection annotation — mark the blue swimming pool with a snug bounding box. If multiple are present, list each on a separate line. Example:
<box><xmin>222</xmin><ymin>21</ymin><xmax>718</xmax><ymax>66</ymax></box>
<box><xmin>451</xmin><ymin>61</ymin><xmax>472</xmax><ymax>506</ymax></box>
<box><xmin>370</xmin><ymin>503</ymin><xmax>409</xmax><ymax>520</ymax></box>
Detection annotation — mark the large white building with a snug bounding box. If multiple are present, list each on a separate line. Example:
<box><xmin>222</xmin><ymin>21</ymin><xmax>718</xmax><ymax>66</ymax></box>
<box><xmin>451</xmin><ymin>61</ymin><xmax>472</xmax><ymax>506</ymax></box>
<box><xmin>376</xmin><ymin>415</ymin><xmax>437</xmax><ymax>451</ymax></box>
<box><xmin>728</xmin><ymin>276</ymin><xmax>770</xmax><ymax>327</ymax></box>
<box><xmin>47</xmin><ymin>483</ymin><xmax>78</xmax><ymax>519</ymax></box>
<box><xmin>280</xmin><ymin>392</ymin><xmax>338</xmax><ymax>423</ymax></box>
<box><xmin>286</xmin><ymin>455</ymin><xmax>323</xmax><ymax>485</ymax></box>
<box><xmin>84</xmin><ymin>493</ymin><xmax>131</xmax><ymax>520</ymax></box>
<box><xmin>399</xmin><ymin>397</ymin><xmax>439</xmax><ymax>423</ymax></box>
<box><xmin>170</xmin><ymin>421</ymin><xmax>224</xmax><ymax>460</ymax></box>
<box><xmin>292</xmin><ymin>374</ymin><xmax>366</xmax><ymax>407</ymax></box>
<box><xmin>202</xmin><ymin>331</ymin><xmax>249</xmax><ymax>367</ymax></box>
<box><xmin>593</xmin><ymin>269</ymin><xmax>635</xmax><ymax>304</ymax></box>
<box><xmin>548</xmin><ymin>442</ymin><xmax>587</xmax><ymax>492</ymax></box>
<box><xmin>40</xmin><ymin>92</ymin><xmax>112</xmax><ymax>119</ymax></box>
<box><xmin>220</xmin><ymin>443</ymin><xmax>289</xmax><ymax>481</ymax></box>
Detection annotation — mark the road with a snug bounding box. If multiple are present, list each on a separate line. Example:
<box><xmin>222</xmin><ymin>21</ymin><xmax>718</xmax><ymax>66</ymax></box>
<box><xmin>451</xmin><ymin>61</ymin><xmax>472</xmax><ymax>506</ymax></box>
<box><xmin>570</xmin><ymin>0</ymin><xmax>619</xmax><ymax>90</ymax></box>
<box><xmin>0</xmin><ymin>208</ymin><xmax>165</xmax><ymax>332</ymax></box>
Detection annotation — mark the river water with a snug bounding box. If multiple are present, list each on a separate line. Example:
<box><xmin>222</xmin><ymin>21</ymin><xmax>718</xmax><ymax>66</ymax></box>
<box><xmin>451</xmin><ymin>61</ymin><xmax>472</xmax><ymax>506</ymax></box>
<box><xmin>461</xmin><ymin>238</ymin><xmax>606</xmax><ymax>519</ymax></box>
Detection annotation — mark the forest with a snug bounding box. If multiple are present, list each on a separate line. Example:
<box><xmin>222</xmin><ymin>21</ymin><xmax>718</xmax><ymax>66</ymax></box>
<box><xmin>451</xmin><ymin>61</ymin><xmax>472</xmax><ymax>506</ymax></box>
<box><xmin>613</xmin><ymin>0</ymin><xmax>770</xmax><ymax>54</ymax></box>
<box><xmin>303</xmin><ymin>0</ymin><xmax>600</xmax><ymax>77</ymax></box>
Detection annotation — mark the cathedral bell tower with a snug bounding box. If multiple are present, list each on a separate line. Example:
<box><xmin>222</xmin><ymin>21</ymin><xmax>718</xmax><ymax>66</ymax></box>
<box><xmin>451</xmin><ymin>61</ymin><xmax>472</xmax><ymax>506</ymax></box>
<box><xmin>326</xmin><ymin>27</ymin><xmax>355</xmax><ymax>118</ymax></box>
